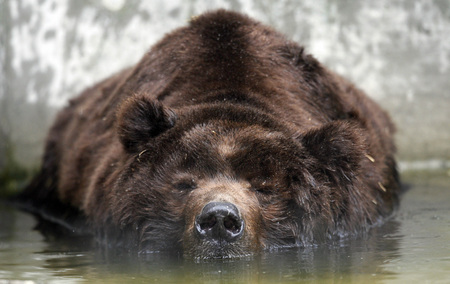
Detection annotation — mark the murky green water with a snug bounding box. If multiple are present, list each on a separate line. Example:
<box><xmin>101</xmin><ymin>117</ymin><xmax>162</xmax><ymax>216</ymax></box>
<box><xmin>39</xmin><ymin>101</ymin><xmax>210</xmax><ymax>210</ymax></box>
<box><xmin>1</xmin><ymin>171</ymin><xmax>449</xmax><ymax>283</ymax></box>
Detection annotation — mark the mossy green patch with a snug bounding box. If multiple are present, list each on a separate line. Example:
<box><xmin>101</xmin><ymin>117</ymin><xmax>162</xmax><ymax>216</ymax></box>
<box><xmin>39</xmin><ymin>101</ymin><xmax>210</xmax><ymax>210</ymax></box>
<box><xmin>0</xmin><ymin>146</ymin><xmax>37</xmax><ymax>198</ymax></box>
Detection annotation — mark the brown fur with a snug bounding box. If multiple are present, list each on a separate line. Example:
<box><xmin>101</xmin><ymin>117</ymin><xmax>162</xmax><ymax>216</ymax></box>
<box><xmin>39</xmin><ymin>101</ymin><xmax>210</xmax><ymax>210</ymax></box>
<box><xmin>19</xmin><ymin>10</ymin><xmax>400</xmax><ymax>258</ymax></box>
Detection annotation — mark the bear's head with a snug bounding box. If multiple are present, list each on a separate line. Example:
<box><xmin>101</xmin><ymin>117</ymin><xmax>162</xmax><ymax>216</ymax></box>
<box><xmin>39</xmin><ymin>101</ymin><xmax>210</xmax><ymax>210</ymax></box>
<box><xmin>111</xmin><ymin>93</ymin><xmax>369</xmax><ymax>258</ymax></box>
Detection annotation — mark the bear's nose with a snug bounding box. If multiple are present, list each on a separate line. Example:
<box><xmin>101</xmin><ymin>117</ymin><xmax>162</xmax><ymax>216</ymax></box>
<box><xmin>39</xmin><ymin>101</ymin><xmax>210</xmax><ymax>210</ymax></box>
<box><xmin>195</xmin><ymin>202</ymin><xmax>244</xmax><ymax>242</ymax></box>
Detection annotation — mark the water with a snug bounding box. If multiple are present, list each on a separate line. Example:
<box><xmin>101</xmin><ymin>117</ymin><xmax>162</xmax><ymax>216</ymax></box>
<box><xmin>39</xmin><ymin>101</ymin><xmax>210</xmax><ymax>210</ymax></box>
<box><xmin>1</xmin><ymin>172</ymin><xmax>449</xmax><ymax>283</ymax></box>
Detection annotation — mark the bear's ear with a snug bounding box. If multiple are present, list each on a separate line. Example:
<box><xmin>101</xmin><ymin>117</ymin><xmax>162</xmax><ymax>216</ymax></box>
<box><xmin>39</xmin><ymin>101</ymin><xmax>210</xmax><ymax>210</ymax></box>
<box><xmin>116</xmin><ymin>94</ymin><xmax>177</xmax><ymax>153</ymax></box>
<box><xmin>300</xmin><ymin>121</ymin><xmax>365</xmax><ymax>181</ymax></box>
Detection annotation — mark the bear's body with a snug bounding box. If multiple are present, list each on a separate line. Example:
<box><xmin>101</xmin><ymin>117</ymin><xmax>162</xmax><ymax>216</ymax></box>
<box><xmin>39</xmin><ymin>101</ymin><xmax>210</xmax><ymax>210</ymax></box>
<box><xmin>20</xmin><ymin>10</ymin><xmax>400</xmax><ymax>258</ymax></box>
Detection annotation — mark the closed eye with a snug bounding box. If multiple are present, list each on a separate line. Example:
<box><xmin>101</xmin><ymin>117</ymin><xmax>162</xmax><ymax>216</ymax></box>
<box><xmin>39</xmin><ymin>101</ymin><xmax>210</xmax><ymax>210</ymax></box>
<box><xmin>253</xmin><ymin>185</ymin><xmax>272</xmax><ymax>195</ymax></box>
<box><xmin>175</xmin><ymin>180</ymin><xmax>197</xmax><ymax>191</ymax></box>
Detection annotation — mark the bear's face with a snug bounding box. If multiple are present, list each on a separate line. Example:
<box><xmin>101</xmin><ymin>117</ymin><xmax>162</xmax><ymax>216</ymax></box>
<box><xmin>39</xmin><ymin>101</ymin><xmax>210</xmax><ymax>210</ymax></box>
<box><xmin>112</xmin><ymin>94</ymin><xmax>366</xmax><ymax>258</ymax></box>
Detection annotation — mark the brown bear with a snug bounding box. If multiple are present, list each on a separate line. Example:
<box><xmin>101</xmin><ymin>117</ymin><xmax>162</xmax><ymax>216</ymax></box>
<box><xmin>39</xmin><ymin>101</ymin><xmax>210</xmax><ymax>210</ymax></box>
<box><xmin>19</xmin><ymin>10</ymin><xmax>400</xmax><ymax>258</ymax></box>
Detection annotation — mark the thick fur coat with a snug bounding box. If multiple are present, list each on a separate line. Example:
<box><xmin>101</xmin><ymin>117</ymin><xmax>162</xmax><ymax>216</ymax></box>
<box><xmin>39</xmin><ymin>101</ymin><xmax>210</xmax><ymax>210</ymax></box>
<box><xmin>20</xmin><ymin>10</ymin><xmax>400</xmax><ymax>258</ymax></box>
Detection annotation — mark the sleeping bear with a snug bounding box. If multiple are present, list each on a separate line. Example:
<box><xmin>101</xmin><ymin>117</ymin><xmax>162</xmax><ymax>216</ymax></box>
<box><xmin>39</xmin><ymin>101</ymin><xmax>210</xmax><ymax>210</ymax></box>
<box><xmin>19</xmin><ymin>10</ymin><xmax>400</xmax><ymax>258</ymax></box>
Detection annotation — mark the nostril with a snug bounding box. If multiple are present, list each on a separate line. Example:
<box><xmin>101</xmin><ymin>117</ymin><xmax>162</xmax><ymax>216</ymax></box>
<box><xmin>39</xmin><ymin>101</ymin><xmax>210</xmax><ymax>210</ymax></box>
<box><xmin>199</xmin><ymin>215</ymin><xmax>217</xmax><ymax>231</ymax></box>
<box><xmin>223</xmin><ymin>215</ymin><xmax>240</xmax><ymax>234</ymax></box>
<box><xmin>195</xmin><ymin>201</ymin><xmax>244</xmax><ymax>242</ymax></box>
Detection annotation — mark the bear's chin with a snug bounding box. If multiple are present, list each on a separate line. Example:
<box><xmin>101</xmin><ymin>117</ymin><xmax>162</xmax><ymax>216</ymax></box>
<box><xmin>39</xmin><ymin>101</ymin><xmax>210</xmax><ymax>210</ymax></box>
<box><xmin>185</xmin><ymin>240</ymin><xmax>253</xmax><ymax>259</ymax></box>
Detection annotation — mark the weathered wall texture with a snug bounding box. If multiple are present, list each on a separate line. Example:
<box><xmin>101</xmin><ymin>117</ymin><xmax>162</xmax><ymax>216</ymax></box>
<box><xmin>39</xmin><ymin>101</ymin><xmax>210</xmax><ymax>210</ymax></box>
<box><xmin>1</xmin><ymin>0</ymin><xmax>449</xmax><ymax>177</ymax></box>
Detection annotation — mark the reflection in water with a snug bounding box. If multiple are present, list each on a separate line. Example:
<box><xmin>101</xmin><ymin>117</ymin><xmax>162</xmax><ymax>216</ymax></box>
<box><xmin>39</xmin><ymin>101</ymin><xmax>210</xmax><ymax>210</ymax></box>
<box><xmin>2</xmin><ymin>177</ymin><xmax>450</xmax><ymax>283</ymax></box>
<box><xmin>53</xmin><ymin>224</ymin><xmax>402</xmax><ymax>283</ymax></box>
<box><xmin>41</xmin><ymin>235</ymin><xmax>403</xmax><ymax>283</ymax></box>
<box><xmin>0</xmin><ymin>202</ymin><xmax>402</xmax><ymax>283</ymax></box>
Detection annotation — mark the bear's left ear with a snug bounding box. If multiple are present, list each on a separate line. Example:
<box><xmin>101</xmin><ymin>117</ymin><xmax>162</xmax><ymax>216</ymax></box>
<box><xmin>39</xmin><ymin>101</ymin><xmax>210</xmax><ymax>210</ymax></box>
<box><xmin>116</xmin><ymin>94</ymin><xmax>177</xmax><ymax>153</ymax></box>
<box><xmin>300</xmin><ymin>121</ymin><xmax>366</xmax><ymax>179</ymax></box>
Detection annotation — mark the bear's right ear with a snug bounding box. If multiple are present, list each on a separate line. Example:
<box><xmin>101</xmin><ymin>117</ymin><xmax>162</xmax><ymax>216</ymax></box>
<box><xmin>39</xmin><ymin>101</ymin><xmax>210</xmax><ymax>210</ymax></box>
<box><xmin>116</xmin><ymin>95</ymin><xmax>177</xmax><ymax>153</ymax></box>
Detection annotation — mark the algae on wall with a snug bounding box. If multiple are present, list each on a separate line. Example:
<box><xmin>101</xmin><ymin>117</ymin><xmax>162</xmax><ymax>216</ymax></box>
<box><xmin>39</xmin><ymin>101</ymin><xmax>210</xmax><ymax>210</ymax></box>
<box><xmin>0</xmin><ymin>140</ymin><xmax>34</xmax><ymax>197</ymax></box>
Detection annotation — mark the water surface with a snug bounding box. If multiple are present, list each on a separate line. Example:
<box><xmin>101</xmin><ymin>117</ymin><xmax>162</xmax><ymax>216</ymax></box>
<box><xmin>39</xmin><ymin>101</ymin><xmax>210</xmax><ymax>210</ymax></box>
<box><xmin>1</xmin><ymin>171</ymin><xmax>449</xmax><ymax>283</ymax></box>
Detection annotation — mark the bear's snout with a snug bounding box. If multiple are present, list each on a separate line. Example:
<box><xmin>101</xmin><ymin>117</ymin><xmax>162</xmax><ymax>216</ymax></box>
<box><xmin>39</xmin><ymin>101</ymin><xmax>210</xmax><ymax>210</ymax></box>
<box><xmin>182</xmin><ymin>181</ymin><xmax>262</xmax><ymax>258</ymax></box>
<box><xmin>195</xmin><ymin>202</ymin><xmax>244</xmax><ymax>243</ymax></box>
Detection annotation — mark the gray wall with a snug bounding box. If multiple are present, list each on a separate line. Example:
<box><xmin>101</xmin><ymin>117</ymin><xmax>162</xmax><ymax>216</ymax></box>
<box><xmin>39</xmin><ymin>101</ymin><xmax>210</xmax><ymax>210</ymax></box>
<box><xmin>1</xmin><ymin>0</ymin><xmax>449</xmax><ymax>177</ymax></box>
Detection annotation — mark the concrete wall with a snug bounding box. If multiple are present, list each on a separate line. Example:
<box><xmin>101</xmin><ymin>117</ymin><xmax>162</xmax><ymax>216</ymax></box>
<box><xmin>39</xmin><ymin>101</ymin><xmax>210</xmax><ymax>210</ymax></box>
<box><xmin>1</xmin><ymin>0</ymin><xmax>449</xmax><ymax>179</ymax></box>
